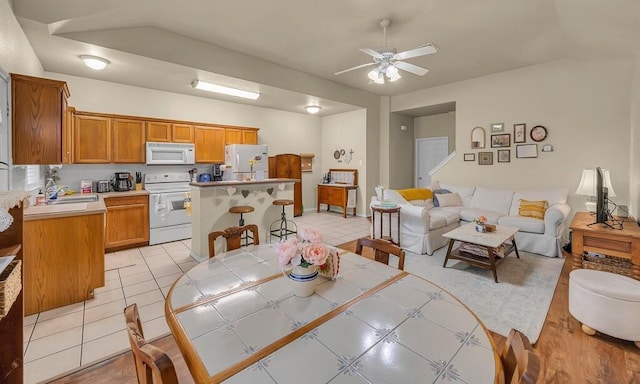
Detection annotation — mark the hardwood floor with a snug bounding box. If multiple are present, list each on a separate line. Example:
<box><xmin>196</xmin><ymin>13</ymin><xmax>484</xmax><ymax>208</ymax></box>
<box><xmin>51</xmin><ymin>244</ymin><xmax>640</xmax><ymax>384</ymax></box>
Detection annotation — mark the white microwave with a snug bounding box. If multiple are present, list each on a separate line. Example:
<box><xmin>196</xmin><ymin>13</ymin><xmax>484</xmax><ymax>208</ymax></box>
<box><xmin>146</xmin><ymin>142</ymin><xmax>195</xmax><ymax>165</ymax></box>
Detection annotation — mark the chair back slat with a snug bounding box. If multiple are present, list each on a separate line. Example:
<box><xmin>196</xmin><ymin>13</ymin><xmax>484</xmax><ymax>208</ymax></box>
<box><xmin>355</xmin><ymin>237</ymin><xmax>405</xmax><ymax>270</ymax></box>
<box><xmin>501</xmin><ymin>329</ymin><xmax>541</xmax><ymax>384</ymax></box>
<box><xmin>208</xmin><ymin>224</ymin><xmax>260</xmax><ymax>257</ymax></box>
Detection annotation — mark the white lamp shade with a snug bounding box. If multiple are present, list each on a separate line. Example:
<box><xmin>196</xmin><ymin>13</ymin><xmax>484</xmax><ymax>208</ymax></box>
<box><xmin>575</xmin><ymin>169</ymin><xmax>616</xmax><ymax>198</ymax></box>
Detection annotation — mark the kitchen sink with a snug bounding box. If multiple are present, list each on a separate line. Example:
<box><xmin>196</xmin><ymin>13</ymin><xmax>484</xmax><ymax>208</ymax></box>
<box><xmin>47</xmin><ymin>195</ymin><xmax>99</xmax><ymax>204</ymax></box>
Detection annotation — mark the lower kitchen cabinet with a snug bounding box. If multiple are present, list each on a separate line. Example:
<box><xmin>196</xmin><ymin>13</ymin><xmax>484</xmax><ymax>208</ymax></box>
<box><xmin>105</xmin><ymin>195</ymin><xmax>149</xmax><ymax>251</ymax></box>
<box><xmin>23</xmin><ymin>212</ymin><xmax>105</xmax><ymax>315</ymax></box>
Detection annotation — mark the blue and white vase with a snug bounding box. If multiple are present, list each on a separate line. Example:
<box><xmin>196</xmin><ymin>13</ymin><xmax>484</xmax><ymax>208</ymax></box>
<box><xmin>288</xmin><ymin>265</ymin><xmax>318</xmax><ymax>297</ymax></box>
<box><xmin>475</xmin><ymin>223</ymin><xmax>487</xmax><ymax>233</ymax></box>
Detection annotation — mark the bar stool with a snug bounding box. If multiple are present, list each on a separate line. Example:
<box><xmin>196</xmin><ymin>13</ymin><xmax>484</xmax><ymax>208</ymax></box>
<box><xmin>270</xmin><ymin>199</ymin><xmax>297</xmax><ymax>242</ymax></box>
<box><xmin>229</xmin><ymin>205</ymin><xmax>255</xmax><ymax>245</ymax></box>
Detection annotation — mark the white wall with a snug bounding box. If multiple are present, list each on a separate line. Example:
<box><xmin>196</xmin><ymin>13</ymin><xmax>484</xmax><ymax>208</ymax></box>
<box><xmin>415</xmin><ymin>112</ymin><xmax>456</xmax><ymax>153</ymax></box>
<box><xmin>321</xmin><ymin>109</ymin><xmax>367</xmax><ymax>215</ymax></box>
<box><xmin>391</xmin><ymin>57</ymin><xmax>634</xmax><ymax>217</ymax></box>
<box><xmin>43</xmin><ymin>73</ymin><xmax>324</xmax><ymax>211</ymax></box>
<box><xmin>630</xmin><ymin>53</ymin><xmax>640</xmax><ymax>221</ymax></box>
<box><xmin>0</xmin><ymin>0</ymin><xmax>42</xmax><ymax>76</ymax></box>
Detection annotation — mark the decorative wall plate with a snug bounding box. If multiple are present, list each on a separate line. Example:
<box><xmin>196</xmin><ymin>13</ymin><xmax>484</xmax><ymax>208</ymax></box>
<box><xmin>530</xmin><ymin>125</ymin><xmax>547</xmax><ymax>142</ymax></box>
<box><xmin>333</xmin><ymin>150</ymin><xmax>341</xmax><ymax>159</ymax></box>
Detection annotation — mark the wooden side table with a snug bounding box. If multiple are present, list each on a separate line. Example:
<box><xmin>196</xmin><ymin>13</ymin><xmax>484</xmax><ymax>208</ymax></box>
<box><xmin>570</xmin><ymin>211</ymin><xmax>640</xmax><ymax>280</ymax></box>
<box><xmin>371</xmin><ymin>205</ymin><xmax>401</xmax><ymax>246</ymax></box>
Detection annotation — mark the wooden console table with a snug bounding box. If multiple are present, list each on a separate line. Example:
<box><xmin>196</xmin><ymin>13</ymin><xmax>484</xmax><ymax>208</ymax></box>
<box><xmin>570</xmin><ymin>211</ymin><xmax>640</xmax><ymax>280</ymax></box>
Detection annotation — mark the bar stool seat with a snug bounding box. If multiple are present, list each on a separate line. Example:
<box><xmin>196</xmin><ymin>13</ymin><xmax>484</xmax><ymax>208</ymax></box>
<box><xmin>229</xmin><ymin>205</ymin><xmax>255</xmax><ymax>245</ymax></box>
<box><xmin>270</xmin><ymin>199</ymin><xmax>297</xmax><ymax>242</ymax></box>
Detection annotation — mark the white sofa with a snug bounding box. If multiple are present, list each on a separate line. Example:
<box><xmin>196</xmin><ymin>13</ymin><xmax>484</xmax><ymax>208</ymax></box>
<box><xmin>370</xmin><ymin>181</ymin><xmax>571</xmax><ymax>257</ymax></box>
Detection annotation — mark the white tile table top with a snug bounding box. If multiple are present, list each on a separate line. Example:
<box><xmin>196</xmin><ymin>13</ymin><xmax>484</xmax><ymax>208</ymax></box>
<box><xmin>165</xmin><ymin>244</ymin><xmax>499</xmax><ymax>383</ymax></box>
<box><xmin>443</xmin><ymin>223</ymin><xmax>519</xmax><ymax>248</ymax></box>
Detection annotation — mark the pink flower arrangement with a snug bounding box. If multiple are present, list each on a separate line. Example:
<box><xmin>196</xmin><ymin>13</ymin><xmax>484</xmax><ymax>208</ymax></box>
<box><xmin>274</xmin><ymin>228</ymin><xmax>330</xmax><ymax>268</ymax></box>
<box><xmin>473</xmin><ymin>215</ymin><xmax>488</xmax><ymax>225</ymax></box>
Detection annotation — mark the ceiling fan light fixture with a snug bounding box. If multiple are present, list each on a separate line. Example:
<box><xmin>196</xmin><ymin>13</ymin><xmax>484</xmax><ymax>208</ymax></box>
<box><xmin>191</xmin><ymin>80</ymin><xmax>260</xmax><ymax>100</ymax></box>
<box><xmin>386</xmin><ymin>65</ymin><xmax>401</xmax><ymax>82</ymax></box>
<box><xmin>79</xmin><ymin>55</ymin><xmax>110</xmax><ymax>70</ymax></box>
<box><xmin>305</xmin><ymin>105</ymin><xmax>321</xmax><ymax>114</ymax></box>
<box><xmin>367</xmin><ymin>69</ymin><xmax>379</xmax><ymax>81</ymax></box>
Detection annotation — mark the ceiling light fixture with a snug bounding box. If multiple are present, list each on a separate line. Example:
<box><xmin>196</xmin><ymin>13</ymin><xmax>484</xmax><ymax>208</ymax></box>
<box><xmin>305</xmin><ymin>105</ymin><xmax>321</xmax><ymax>114</ymax></box>
<box><xmin>191</xmin><ymin>80</ymin><xmax>260</xmax><ymax>100</ymax></box>
<box><xmin>79</xmin><ymin>55</ymin><xmax>110</xmax><ymax>70</ymax></box>
<box><xmin>368</xmin><ymin>63</ymin><xmax>401</xmax><ymax>84</ymax></box>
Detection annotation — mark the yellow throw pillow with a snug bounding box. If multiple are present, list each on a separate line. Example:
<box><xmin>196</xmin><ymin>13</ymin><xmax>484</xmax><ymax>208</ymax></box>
<box><xmin>518</xmin><ymin>199</ymin><xmax>548</xmax><ymax>220</ymax></box>
<box><xmin>397</xmin><ymin>188</ymin><xmax>433</xmax><ymax>201</ymax></box>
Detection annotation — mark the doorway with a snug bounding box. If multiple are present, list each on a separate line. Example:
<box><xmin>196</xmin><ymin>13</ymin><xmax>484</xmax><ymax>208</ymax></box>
<box><xmin>0</xmin><ymin>68</ymin><xmax>9</xmax><ymax>190</ymax></box>
<box><xmin>415</xmin><ymin>137</ymin><xmax>448</xmax><ymax>188</ymax></box>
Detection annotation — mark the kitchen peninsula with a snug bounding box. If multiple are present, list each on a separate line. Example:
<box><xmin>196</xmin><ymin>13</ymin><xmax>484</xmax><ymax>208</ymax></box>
<box><xmin>190</xmin><ymin>179</ymin><xmax>296</xmax><ymax>258</ymax></box>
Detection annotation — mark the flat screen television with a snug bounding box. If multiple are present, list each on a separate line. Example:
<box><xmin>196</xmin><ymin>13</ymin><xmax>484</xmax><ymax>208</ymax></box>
<box><xmin>595</xmin><ymin>167</ymin><xmax>608</xmax><ymax>224</ymax></box>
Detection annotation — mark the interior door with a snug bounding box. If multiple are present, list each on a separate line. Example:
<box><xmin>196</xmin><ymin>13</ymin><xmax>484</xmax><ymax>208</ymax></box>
<box><xmin>0</xmin><ymin>69</ymin><xmax>9</xmax><ymax>190</ymax></box>
<box><xmin>415</xmin><ymin>137</ymin><xmax>448</xmax><ymax>188</ymax></box>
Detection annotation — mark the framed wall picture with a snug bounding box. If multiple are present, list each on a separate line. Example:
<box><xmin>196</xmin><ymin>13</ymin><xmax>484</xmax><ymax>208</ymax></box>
<box><xmin>516</xmin><ymin>144</ymin><xmax>538</xmax><ymax>158</ymax></box>
<box><xmin>498</xmin><ymin>149</ymin><xmax>510</xmax><ymax>163</ymax></box>
<box><xmin>530</xmin><ymin>125</ymin><xmax>547</xmax><ymax>142</ymax></box>
<box><xmin>478</xmin><ymin>151</ymin><xmax>493</xmax><ymax>165</ymax></box>
<box><xmin>464</xmin><ymin>153</ymin><xmax>475</xmax><ymax>161</ymax></box>
<box><xmin>514</xmin><ymin>123</ymin><xmax>526</xmax><ymax>143</ymax></box>
<box><xmin>491</xmin><ymin>123</ymin><xmax>504</xmax><ymax>132</ymax></box>
<box><xmin>491</xmin><ymin>133</ymin><xmax>511</xmax><ymax>148</ymax></box>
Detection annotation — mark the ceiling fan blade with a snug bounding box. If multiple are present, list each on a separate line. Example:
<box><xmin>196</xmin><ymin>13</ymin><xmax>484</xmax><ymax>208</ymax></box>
<box><xmin>334</xmin><ymin>62</ymin><xmax>376</xmax><ymax>76</ymax></box>
<box><xmin>358</xmin><ymin>48</ymin><xmax>384</xmax><ymax>59</ymax></box>
<box><xmin>393</xmin><ymin>43</ymin><xmax>437</xmax><ymax>60</ymax></box>
<box><xmin>394</xmin><ymin>61</ymin><xmax>429</xmax><ymax>76</ymax></box>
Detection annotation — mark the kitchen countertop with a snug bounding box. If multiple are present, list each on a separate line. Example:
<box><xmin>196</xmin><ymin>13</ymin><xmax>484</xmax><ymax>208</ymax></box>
<box><xmin>190</xmin><ymin>178</ymin><xmax>298</xmax><ymax>187</ymax></box>
<box><xmin>24</xmin><ymin>190</ymin><xmax>148</xmax><ymax>220</ymax></box>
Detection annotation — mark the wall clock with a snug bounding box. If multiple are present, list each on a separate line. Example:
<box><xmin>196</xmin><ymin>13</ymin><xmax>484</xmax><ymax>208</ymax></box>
<box><xmin>530</xmin><ymin>125</ymin><xmax>547</xmax><ymax>142</ymax></box>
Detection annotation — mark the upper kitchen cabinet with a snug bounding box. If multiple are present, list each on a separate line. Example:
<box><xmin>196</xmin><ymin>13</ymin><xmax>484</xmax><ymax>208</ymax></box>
<box><xmin>11</xmin><ymin>74</ymin><xmax>70</xmax><ymax>164</ymax></box>
<box><xmin>146</xmin><ymin>122</ymin><xmax>194</xmax><ymax>143</ymax></box>
<box><xmin>195</xmin><ymin>125</ymin><xmax>225</xmax><ymax>163</ymax></box>
<box><xmin>74</xmin><ymin>114</ymin><xmax>112</xmax><ymax>163</ymax></box>
<box><xmin>225</xmin><ymin>127</ymin><xmax>258</xmax><ymax>145</ymax></box>
<box><xmin>112</xmin><ymin>118</ymin><xmax>145</xmax><ymax>163</ymax></box>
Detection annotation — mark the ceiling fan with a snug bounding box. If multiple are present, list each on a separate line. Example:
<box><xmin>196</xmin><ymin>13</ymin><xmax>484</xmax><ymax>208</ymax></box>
<box><xmin>334</xmin><ymin>18</ymin><xmax>437</xmax><ymax>84</ymax></box>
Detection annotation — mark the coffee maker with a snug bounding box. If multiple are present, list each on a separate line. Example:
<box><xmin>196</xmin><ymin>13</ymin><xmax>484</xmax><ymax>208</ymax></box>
<box><xmin>112</xmin><ymin>172</ymin><xmax>133</xmax><ymax>191</ymax></box>
<box><xmin>212</xmin><ymin>164</ymin><xmax>224</xmax><ymax>181</ymax></box>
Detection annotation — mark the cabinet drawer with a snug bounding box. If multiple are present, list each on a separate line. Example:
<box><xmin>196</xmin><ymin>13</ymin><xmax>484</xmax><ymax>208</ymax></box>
<box><xmin>104</xmin><ymin>195</ymin><xmax>148</xmax><ymax>207</ymax></box>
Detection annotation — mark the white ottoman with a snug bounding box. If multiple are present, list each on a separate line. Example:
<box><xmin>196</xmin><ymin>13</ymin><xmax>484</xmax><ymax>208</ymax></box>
<box><xmin>569</xmin><ymin>269</ymin><xmax>640</xmax><ymax>348</ymax></box>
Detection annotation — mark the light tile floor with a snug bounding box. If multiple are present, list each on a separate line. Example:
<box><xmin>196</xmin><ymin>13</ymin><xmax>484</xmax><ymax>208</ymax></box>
<box><xmin>23</xmin><ymin>211</ymin><xmax>370</xmax><ymax>384</ymax></box>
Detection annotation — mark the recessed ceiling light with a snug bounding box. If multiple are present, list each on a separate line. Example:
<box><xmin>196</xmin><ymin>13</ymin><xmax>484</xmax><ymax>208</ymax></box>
<box><xmin>305</xmin><ymin>105</ymin><xmax>321</xmax><ymax>114</ymax></box>
<box><xmin>191</xmin><ymin>80</ymin><xmax>260</xmax><ymax>100</ymax></box>
<box><xmin>79</xmin><ymin>55</ymin><xmax>110</xmax><ymax>70</ymax></box>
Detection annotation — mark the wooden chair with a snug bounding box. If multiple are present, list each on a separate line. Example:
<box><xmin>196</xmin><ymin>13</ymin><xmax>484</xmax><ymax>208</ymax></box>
<box><xmin>124</xmin><ymin>304</ymin><xmax>178</xmax><ymax>384</ymax></box>
<box><xmin>208</xmin><ymin>224</ymin><xmax>260</xmax><ymax>258</ymax></box>
<box><xmin>500</xmin><ymin>328</ymin><xmax>541</xmax><ymax>384</ymax></box>
<box><xmin>355</xmin><ymin>237</ymin><xmax>405</xmax><ymax>270</ymax></box>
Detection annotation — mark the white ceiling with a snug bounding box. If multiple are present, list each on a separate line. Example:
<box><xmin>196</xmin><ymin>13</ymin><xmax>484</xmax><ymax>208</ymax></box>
<box><xmin>11</xmin><ymin>0</ymin><xmax>640</xmax><ymax>116</ymax></box>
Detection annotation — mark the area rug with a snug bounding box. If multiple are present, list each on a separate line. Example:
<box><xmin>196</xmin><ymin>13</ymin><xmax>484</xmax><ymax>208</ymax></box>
<box><xmin>338</xmin><ymin>242</ymin><xmax>563</xmax><ymax>344</ymax></box>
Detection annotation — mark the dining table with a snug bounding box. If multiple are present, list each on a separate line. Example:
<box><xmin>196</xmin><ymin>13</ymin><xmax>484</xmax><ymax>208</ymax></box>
<box><xmin>164</xmin><ymin>244</ymin><xmax>503</xmax><ymax>384</ymax></box>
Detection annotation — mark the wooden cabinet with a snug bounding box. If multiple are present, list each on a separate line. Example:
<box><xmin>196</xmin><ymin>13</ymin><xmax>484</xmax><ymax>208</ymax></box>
<box><xmin>195</xmin><ymin>125</ymin><xmax>225</xmax><ymax>163</ymax></box>
<box><xmin>317</xmin><ymin>184</ymin><xmax>358</xmax><ymax>218</ymax></box>
<box><xmin>146</xmin><ymin>122</ymin><xmax>194</xmax><ymax>143</ymax></box>
<box><xmin>113</xmin><ymin>118</ymin><xmax>145</xmax><ymax>163</ymax></box>
<box><xmin>74</xmin><ymin>114</ymin><xmax>112</xmax><ymax>163</ymax></box>
<box><xmin>270</xmin><ymin>154</ymin><xmax>303</xmax><ymax>216</ymax></box>
<box><xmin>24</xmin><ymin>212</ymin><xmax>105</xmax><ymax>315</ymax></box>
<box><xmin>11</xmin><ymin>74</ymin><xmax>70</xmax><ymax>164</ymax></box>
<box><xmin>242</xmin><ymin>129</ymin><xmax>258</xmax><ymax>144</ymax></box>
<box><xmin>172</xmin><ymin>123</ymin><xmax>195</xmax><ymax>143</ymax></box>
<box><xmin>146</xmin><ymin>121</ymin><xmax>172</xmax><ymax>142</ymax></box>
<box><xmin>225</xmin><ymin>128</ymin><xmax>258</xmax><ymax>144</ymax></box>
<box><xmin>105</xmin><ymin>195</ymin><xmax>149</xmax><ymax>251</ymax></box>
<box><xmin>0</xmin><ymin>201</ymin><xmax>25</xmax><ymax>383</ymax></box>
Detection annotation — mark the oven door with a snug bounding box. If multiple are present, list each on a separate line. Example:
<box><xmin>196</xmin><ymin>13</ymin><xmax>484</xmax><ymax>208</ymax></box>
<box><xmin>149</xmin><ymin>192</ymin><xmax>191</xmax><ymax>228</ymax></box>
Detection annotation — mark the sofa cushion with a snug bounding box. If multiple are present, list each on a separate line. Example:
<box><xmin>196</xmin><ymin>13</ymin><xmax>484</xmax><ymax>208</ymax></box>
<box><xmin>438</xmin><ymin>183</ymin><xmax>476</xmax><ymax>206</ymax></box>
<box><xmin>508</xmin><ymin>188</ymin><xmax>569</xmax><ymax>216</ymax></box>
<box><xmin>398</xmin><ymin>188</ymin><xmax>433</xmax><ymax>201</ymax></box>
<box><xmin>459</xmin><ymin>208</ymin><xmax>505</xmax><ymax>225</ymax></box>
<box><xmin>518</xmin><ymin>199</ymin><xmax>548</xmax><ymax>220</ymax></box>
<box><xmin>432</xmin><ymin>189</ymin><xmax>451</xmax><ymax>207</ymax></box>
<box><xmin>410</xmin><ymin>199</ymin><xmax>435</xmax><ymax>209</ymax></box>
<box><xmin>469</xmin><ymin>187</ymin><xmax>514</xmax><ymax>215</ymax></box>
<box><xmin>429</xmin><ymin>208</ymin><xmax>460</xmax><ymax>227</ymax></box>
<box><xmin>498</xmin><ymin>215</ymin><xmax>545</xmax><ymax>234</ymax></box>
<box><xmin>436</xmin><ymin>192</ymin><xmax>463</xmax><ymax>207</ymax></box>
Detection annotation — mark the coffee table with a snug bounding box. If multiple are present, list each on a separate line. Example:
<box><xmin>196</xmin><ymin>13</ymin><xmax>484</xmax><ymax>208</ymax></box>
<box><xmin>443</xmin><ymin>223</ymin><xmax>520</xmax><ymax>283</ymax></box>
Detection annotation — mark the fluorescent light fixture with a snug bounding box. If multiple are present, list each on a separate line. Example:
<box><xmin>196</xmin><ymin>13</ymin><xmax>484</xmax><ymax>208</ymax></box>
<box><xmin>79</xmin><ymin>55</ymin><xmax>110</xmax><ymax>70</ymax></box>
<box><xmin>305</xmin><ymin>105</ymin><xmax>321</xmax><ymax>114</ymax></box>
<box><xmin>191</xmin><ymin>80</ymin><xmax>260</xmax><ymax>100</ymax></box>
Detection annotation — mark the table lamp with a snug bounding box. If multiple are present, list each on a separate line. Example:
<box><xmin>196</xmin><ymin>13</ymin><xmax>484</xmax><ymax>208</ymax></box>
<box><xmin>575</xmin><ymin>168</ymin><xmax>616</xmax><ymax>212</ymax></box>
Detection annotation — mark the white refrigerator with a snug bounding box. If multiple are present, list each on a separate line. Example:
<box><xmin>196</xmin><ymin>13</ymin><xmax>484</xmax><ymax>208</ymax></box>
<box><xmin>224</xmin><ymin>144</ymin><xmax>268</xmax><ymax>179</ymax></box>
